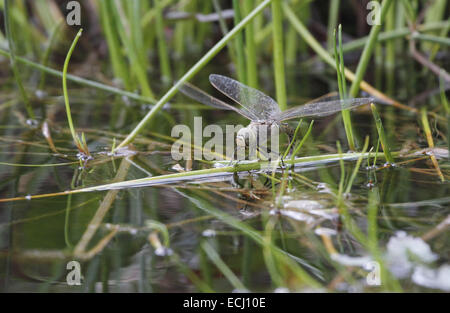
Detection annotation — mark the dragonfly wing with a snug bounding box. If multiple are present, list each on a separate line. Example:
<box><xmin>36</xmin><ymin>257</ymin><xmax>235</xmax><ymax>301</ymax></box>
<box><xmin>178</xmin><ymin>81</ymin><xmax>255</xmax><ymax>120</ymax></box>
<box><xmin>276</xmin><ymin>98</ymin><xmax>374</xmax><ymax>121</ymax></box>
<box><xmin>209</xmin><ymin>74</ymin><xmax>281</xmax><ymax>121</ymax></box>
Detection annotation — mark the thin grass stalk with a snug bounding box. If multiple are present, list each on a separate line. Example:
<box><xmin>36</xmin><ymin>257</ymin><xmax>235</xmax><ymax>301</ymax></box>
<box><xmin>232</xmin><ymin>0</ymin><xmax>247</xmax><ymax>84</ymax></box>
<box><xmin>13</xmin><ymin>0</ymin><xmax>35</xmax><ymax>56</ymax></box>
<box><xmin>171</xmin><ymin>252</ymin><xmax>214</xmax><ymax>292</ymax></box>
<box><xmin>348</xmin><ymin>0</ymin><xmax>394</xmax><ymax>98</ymax></box>
<box><xmin>3</xmin><ymin>0</ymin><xmax>34</xmax><ymax>119</ymax></box>
<box><xmin>336</xmin><ymin>141</ymin><xmax>345</xmax><ymax>208</ymax></box>
<box><xmin>339</xmin><ymin>21</ymin><xmax>450</xmax><ymax>53</ymax></box>
<box><xmin>0</xmin><ymin>48</ymin><xmax>156</xmax><ymax>104</ymax></box>
<box><xmin>285</xmin><ymin>23</ymin><xmax>298</xmax><ymax>65</ymax></box>
<box><xmin>338</xmin><ymin>27</ymin><xmax>347</xmax><ymax>99</ymax></box>
<box><xmin>290</xmin><ymin>120</ymin><xmax>314</xmax><ymax>161</ymax></box>
<box><xmin>129</xmin><ymin>0</ymin><xmax>146</xmax><ymax>64</ymax></box>
<box><xmin>423</xmin><ymin>0</ymin><xmax>447</xmax><ymax>51</ymax></box>
<box><xmin>385</xmin><ymin>1</ymin><xmax>396</xmax><ymax>95</ymax></box>
<box><xmin>271</xmin><ymin>0</ymin><xmax>287</xmax><ymax>110</ymax></box>
<box><xmin>336</xmin><ymin>25</ymin><xmax>356</xmax><ymax>150</ymax></box>
<box><xmin>62</xmin><ymin>29</ymin><xmax>83</xmax><ymax>150</ymax></box>
<box><xmin>64</xmin><ymin>173</ymin><xmax>78</xmax><ymax>248</ymax></box>
<box><xmin>241</xmin><ymin>237</ymin><xmax>252</xmax><ymax>287</ymax></box>
<box><xmin>212</xmin><ymin>0</ymin><xmax>238</xmax><ymax>68</ymax></box>
<box><xmin>344</xmin><ymin>136</ymin><xmax>369</xmax><ymax>194</ymax></box>
<box><xmin>32</xmin><ymin>0</ymin><xmax>62</xmax><ymax>34</ymax></box>
<box><xmin>263</xmin><ymin>217</ymin><xmax>284</xmax><ymax>287</ymax></box>
<box><xmin>38</xmin><ymin>21</ymin><xmax>62</xmax><ymax>91</ymax></box>
<box><xmin>367</xmin><ymin>186</ymin><xmax>402</xmax><ymax>292</ymax></box>
<box><xmin>370</xmin><ymin>103</ymin><xmax>394</xmax><ymax>164</ymax></box>
<box><xmin>327</xmin><ymin>0</ymin><xmax>340</xmax><ymax>50</ymax></box>
<box><xmin>116</xmin><ymin>0</ymin><xmax>272</xmax><ymax>150</ymax></box>
<box><xmin>242</xmin><ymin>0</ymin><xmax>258</xmax><ymax>89</ymax></box>
<box><xmin>411</xmin><ymin>33</ymin><xmax>450</xmax><ymax>47</ymax></box>
<box><xmin>196</xmin><ymin>1</ymin><xmax>212</xmax><ymax>47</ymax></box>
<box><xmin>334</xmin><ymin>26</ymin><xmax>354</xmax><ymax>149</ymax></box>
<box><xmin>99</xmin><ymin>0</ymin><xmax>130</xmax><ymax>90</ymax></box>
<box><xmin>336</xmin><ymin>147</ymin><xmax>369</xmax><ymax>247</ymax></box>
<box><xmin>155</xmin><ymin>0</ymin><xmax>172</xmax><ymax>82</ymax></box>
<box><xmin>420</xmin><ymin>107</ymin><xmax>445</xmax><ymax>182</ymax></box>
<box><xmin>202</xmin><ymin>241</ymin><xmax>247</xmax><ymax>291</ymax></box>
<box><xmin>283</xmin><ymin>119</ymin><xmax>302</xmax><ymax>159</ymax></box>
<box><xmin>440</xmin><ymin>74</ymin><xmax>449</xmax><ymax>160</ymax></box>
<box><xmin>429</xmin><ymin>20</ymin><xmax>450</xmax><ymax>62</ymax></box>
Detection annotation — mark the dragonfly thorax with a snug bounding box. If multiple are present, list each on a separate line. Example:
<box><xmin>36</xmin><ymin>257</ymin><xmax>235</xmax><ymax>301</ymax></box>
<box><xmin>236</xmin><ymin>121</ymin><xmax>279</xmax><ymax>147</ymax></box>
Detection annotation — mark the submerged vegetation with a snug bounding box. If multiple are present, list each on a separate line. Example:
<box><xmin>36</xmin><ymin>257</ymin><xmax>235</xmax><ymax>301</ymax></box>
<box><xmin>0</xmin><ymin>0</ymin><xmax>449</xmax><ymax>293</ymax></box>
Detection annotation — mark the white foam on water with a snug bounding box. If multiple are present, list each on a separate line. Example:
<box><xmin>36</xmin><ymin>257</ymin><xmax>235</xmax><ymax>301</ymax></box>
<box><xmin>386</xmin><ymin>231</ymin><xmax>438</xmax><ymax>278</ymax></box>
<box><xmin>412</xmin><ymin>265</ymin><xmax>450</xmax><ymax>291</ymax></box>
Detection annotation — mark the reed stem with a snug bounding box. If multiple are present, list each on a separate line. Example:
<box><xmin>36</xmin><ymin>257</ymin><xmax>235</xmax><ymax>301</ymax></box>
<box><xmin>271</xmin><ymin>0</ymin><xmax>287</xmax><ymax>110</ymax></box>
<box><xmin>233</xmin><ymin>0</ymin><xmax>247</xmax><ymax>84</ymax></box>
<box><xmin>242</xmin><ymin>0</ymin><xmax>258</xmax><ymax>89</ymax></box>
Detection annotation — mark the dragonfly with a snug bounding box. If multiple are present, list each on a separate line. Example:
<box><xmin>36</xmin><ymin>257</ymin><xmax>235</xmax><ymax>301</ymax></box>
<box><xmin>179</xmin><ymin>74</ymin><xmax>373</xmax><ymax>158</ymax></box>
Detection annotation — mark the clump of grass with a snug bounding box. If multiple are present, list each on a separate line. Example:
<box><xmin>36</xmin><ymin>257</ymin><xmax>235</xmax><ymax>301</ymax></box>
<box><xmin>333</xmin><ymin>25</ymin><xmax>355</xmax><ymax>151</ymax></box>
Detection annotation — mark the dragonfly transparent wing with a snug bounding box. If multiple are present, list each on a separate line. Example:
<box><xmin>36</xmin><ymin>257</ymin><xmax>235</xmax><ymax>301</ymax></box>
<box><xmin>178</xmin><ymin>81</ymin><xmax>256</xmax><ymax>120</ymax></box>
<box><xmin>209</xmin><ymin>74</ymin><xmax>281</xmax><ymax>121</ymax></box>
<box><xmin>275</xmin><ymin>98</ymin><xmax>374</xmax><ymax>122</ymax></box>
